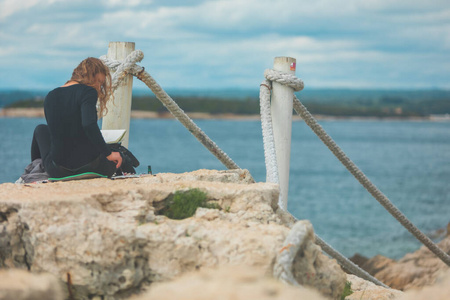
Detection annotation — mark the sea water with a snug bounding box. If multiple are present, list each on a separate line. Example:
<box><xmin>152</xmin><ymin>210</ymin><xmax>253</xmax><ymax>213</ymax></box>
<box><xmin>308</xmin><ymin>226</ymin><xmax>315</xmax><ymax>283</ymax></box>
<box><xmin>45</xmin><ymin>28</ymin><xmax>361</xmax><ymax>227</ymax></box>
<box><xmin>1</xmin><ymin>117</ymin><xmax>449</xmax><ymax>259</ymax></box>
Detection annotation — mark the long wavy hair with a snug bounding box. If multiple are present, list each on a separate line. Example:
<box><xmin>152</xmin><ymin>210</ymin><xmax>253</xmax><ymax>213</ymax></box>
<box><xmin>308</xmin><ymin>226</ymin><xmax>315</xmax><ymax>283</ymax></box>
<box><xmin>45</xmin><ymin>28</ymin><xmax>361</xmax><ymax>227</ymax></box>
<box><xmin>68</xmin><ymin>57</ymin><xmax>113</xmax><ymax>117</ymax></box>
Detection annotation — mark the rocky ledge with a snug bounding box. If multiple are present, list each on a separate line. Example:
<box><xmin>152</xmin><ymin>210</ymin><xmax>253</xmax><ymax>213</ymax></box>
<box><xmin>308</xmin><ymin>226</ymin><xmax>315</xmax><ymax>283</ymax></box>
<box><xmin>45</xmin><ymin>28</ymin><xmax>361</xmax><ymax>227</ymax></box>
<box><xmin>349</xmin><ymin>229</ymin><xmax>450</xmax><ymax>292</ymax></box>
<box><xmin>0</xmin><ymin>169</ymin><xmax>446</xmax><ymax>300</ymax></box>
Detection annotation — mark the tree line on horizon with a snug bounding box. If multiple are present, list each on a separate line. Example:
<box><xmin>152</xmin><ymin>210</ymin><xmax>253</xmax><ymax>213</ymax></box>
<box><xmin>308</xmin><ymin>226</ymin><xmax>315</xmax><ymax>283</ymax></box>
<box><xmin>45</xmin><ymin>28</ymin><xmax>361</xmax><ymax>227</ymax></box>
<box><xmin>5</xmin><ymin>94</ymin><xmax>450</xmax><ymax>118</ymax></box>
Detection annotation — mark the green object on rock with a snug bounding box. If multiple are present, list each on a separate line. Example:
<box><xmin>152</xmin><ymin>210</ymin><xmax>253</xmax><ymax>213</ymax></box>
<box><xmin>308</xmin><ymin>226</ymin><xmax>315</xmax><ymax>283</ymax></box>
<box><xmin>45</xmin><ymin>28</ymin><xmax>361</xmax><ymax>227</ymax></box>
<box><xmin>340</xmin><ymin>281</ymin><xmax>353</xmax><ymax>300</ymax></box>
<box><xmin>49</xmin><ymin>172</ymin><xmax>107</xmax><ymax>182</ymax></box>
<box><xmin>162</xmin><ymin>188</ymin><xmax>220</xmax><ymax>220</ymax></box>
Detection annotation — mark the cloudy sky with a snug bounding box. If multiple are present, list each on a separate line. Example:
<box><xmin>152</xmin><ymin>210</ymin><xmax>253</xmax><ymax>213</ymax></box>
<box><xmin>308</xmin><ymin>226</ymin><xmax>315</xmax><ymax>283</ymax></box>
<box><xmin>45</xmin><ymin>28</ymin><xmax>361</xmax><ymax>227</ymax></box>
<box><xmin>0</xmin><ymin>0</ymin><xmax>449</xmax><ymax>91</ymax></box>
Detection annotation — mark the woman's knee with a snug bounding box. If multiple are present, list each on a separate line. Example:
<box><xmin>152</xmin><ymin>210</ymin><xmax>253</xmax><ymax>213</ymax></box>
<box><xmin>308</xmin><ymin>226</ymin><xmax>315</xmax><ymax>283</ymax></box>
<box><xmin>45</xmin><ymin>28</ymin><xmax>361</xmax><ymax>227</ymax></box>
<box><xmin>34</xmin><ymin>124</ymin><xmax>49</xmax><ymax>136</ymax></box>
<box><xmin>32</xmin><ymin>124</ymin><xmax>51</xmax><ymax>161</ymax></box>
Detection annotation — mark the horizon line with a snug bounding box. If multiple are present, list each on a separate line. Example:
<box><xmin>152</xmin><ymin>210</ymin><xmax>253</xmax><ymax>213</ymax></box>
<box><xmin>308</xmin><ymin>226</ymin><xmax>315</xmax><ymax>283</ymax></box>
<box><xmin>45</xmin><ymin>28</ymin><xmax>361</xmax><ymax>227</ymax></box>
<box><xmin>1</xmin><ymin>87</ymin><xmax>450</xmax><ymax>92</ymax></box>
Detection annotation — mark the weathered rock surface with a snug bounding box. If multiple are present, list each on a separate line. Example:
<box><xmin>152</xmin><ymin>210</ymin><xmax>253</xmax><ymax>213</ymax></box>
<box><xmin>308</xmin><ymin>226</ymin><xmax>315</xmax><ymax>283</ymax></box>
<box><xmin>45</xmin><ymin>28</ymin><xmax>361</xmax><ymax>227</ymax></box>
<box><xmin>0</xmin><ymin>169</ymin><xmax>345</xmax><ymax>299</ymax></box>
<box><xmin>0</xmin><ymin>268</ymin><xmax>64</xmax><ymax>300</ymax></box>
<box><xmin>130</xmin><ymin>265</ymin><xmax>327</xmax><ymax>300</ymax></box>
<box><xmin>357</xmin><ymin>235</ymin><xmax>450</xmax><ymax>291</ymax></box>
<box><xmin>399</xmin><ymin>269</ymin><xmax>450</xmax><ymax>300</ymax></box>
<box><xmin>346</xmin><ymin>274</ymin><xmax>403</xmax><ymax>300</ymax></box>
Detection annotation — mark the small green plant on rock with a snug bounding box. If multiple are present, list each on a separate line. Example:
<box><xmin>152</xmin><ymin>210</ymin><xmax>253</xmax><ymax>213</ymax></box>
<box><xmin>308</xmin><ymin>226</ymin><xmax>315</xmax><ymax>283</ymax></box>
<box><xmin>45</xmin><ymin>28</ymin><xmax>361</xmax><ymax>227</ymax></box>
<box><xmin>340</xmin><ymin>281</ymin><xmax>353</xmax><ymax>300</ymax></box>
<box><xmin>161</xmin><ymin>188</ymin><xmax>220</xmax><ymax>220</ymax></box>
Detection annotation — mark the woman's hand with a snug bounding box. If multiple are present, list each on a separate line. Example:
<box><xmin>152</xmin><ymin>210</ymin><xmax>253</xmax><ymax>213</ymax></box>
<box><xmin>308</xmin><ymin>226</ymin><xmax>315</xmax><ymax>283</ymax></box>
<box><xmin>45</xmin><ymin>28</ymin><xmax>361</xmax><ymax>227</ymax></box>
<box><xmin>107</xmin><ymin>152</ymin><xmax>122</xmax><ymax>168</ymax></box>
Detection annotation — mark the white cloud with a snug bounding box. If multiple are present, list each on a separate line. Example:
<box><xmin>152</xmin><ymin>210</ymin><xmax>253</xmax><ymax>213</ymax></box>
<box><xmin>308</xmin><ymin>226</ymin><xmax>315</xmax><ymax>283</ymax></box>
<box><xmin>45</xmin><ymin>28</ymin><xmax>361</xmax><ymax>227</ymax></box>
<box><xmin>0</xmin><ymin>0</ymin><xmax>449</xmax><ymax>89</ymax></box>
<box><xmin>102</xmin><ymin>0</ymin><xmax>147</xmax><ymax>8</ymax></box>
<box><xmin>0</xmin><ymin>46</ymin><xmax>14</xmax><ymax>56</ymax></box>
<box><xmin>0</xmin><ymin>0</ymin><xmax>65</xmax><ymax>19</ymax></box>
<box><xmin>0</xmin><ymin>0</ymin><xmax>41</xmax><ymax>19</ymax></box>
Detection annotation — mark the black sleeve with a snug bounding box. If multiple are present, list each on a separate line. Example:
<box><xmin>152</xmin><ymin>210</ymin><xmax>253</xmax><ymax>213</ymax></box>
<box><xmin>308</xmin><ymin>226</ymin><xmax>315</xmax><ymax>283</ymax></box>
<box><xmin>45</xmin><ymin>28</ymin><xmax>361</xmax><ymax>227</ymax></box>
<box><xmin>80</xmin><ymin>88</ymin><xmax>112</xmax><ymax>157</ymax></box>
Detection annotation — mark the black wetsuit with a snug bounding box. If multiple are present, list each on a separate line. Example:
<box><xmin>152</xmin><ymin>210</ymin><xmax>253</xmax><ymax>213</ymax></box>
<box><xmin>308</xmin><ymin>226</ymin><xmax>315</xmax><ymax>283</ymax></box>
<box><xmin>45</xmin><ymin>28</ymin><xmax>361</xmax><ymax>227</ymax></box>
<box><xmin>31</xmin><ymin>84</ymin><xmax>116</xmax><ymax>178</ymax></box>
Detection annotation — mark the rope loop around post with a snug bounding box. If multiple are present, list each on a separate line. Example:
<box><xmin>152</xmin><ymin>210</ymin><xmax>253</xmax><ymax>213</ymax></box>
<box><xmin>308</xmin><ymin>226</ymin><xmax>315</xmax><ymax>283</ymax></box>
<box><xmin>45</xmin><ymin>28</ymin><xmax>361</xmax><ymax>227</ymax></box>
<box><xmin>264</xmin><ymin>69</ymin><xmax>305</xmax><ymax>92</ymax></box>
<box><xmin>100</xmin><ymin>50</ymin><xmax>144</xmax><ymax>91</ymax></box>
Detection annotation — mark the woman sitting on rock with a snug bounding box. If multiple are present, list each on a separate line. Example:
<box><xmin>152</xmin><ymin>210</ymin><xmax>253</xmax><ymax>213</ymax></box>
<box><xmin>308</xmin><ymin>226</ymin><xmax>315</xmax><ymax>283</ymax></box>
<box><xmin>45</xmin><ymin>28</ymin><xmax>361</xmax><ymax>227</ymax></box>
<box><xmin>30</xmin><ymin>57</ymin><xmax>122</xmax><ymax>180</ymax></box>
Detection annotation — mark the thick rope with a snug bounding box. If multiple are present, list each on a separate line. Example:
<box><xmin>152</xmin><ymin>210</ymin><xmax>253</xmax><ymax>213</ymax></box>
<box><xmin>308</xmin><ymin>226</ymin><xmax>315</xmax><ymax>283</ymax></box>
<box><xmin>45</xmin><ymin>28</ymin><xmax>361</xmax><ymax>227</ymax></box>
<box><xmin>273</xmin><ymin>220</ymin><xmax>313</xmax><ymax>286</ymax></box>
<box><xmin>264</xmin><ymin>69</ymin><xmax>305</xmax><ymax>91</ymax></box>
<box><xmin>100</xmin><ymin>51</ymin><xmax>242</xmax><ymax>172</ymax></box>
<box><xmin>260</xmin><ymin>76</ymin><xmax>389</xmax><ymax>286</ymax></box>
<box><xmin>259</xmin><ymin>80</ymin><xmax>279</xmax><ymax>184</ymax></box>
<box><xmin>260</xmin><ymin>70</ymin><xmax>304</xmax><ymax>211</ymax></box>
<box><xmin>292</xmin><ymin>95</ymin><xmax>450</xmax><ymax>267</ymax></box>
<box><xmin>262</xmin><ymin>68</ymin><xmax>450</xmax><ymax>266</ymax></box>
<box><xmin>100</xmin><ymin>50</ymin><xmax>144</xmax><ymax>91</ymax></box>
<box><xmin>260</xmin><ymin>80</ymin><xmax>284</xmax><ymax>209</ymax></box>
<box><xmin>134</xmin><ymin>71</ymin><xmax>241</xmax><ymax>171</ymax></box>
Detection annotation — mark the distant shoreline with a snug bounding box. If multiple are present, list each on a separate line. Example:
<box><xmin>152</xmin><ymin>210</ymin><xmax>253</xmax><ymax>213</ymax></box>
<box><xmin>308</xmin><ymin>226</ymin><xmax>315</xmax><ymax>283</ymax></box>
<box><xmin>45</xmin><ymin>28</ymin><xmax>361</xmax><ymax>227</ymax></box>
<box><xmin>1</xmin><ymin>107</ymin><xmax>448</xmax><ymax>122</ymax></box>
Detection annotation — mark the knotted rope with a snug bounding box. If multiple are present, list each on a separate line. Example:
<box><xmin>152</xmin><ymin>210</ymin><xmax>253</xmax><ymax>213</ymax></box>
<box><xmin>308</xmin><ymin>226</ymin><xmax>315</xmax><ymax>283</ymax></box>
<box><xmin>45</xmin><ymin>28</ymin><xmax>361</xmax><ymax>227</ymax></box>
<box><xmin>259</xmin><ymin>70</ymin><xmax>304</xmax><ymax>210</ymax></box>
<box><xmin>100</xmin><ymin>50</ymin><xmax>242</xmax><ymax>173</ymax></box>
<box><xmin>100</xmin><ymin>50</ymin><xmax>145</xmax><ymax>90</ymax></box>
<box><xmin>261</xmin><ymin>68</ymin><xmax>450</xmax><ymax>273</ymax></box>
<box><xmin>264</xmin><ymin>69</ymin><xmax>305</xmax><ymax>91</ymax></box>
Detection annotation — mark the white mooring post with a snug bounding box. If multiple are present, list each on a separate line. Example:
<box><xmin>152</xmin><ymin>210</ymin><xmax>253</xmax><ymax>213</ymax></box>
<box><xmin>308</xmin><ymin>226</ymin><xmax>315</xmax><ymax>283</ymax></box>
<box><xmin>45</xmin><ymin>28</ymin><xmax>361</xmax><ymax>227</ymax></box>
<box><xmin>102</xmin><ymin>41</ymin><xmax>135</xmax><ymax>148</ymax></box>
<box><xmin>271</xmin><ymin>56</ymin><xmax>296</xmax><ymax>211</ymax></box>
